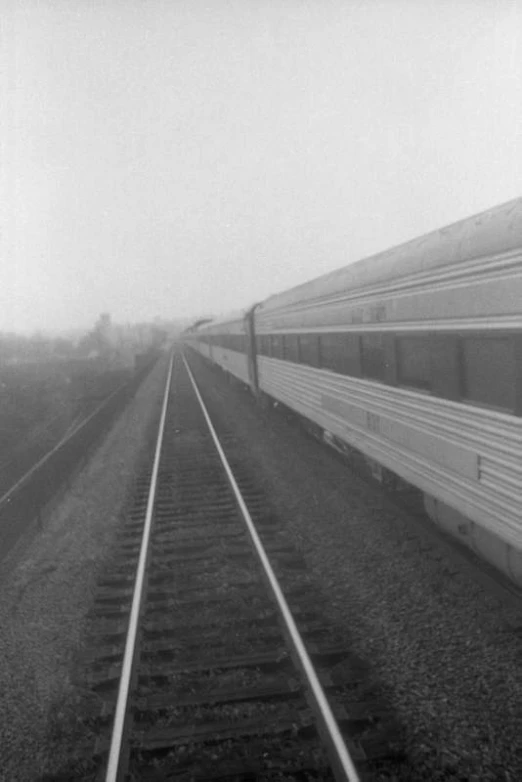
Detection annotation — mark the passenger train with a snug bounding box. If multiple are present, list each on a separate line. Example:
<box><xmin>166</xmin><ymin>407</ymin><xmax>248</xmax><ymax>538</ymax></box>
<box><xmin>184</xmin><ymin>198</ymin><xmax>522</xmax><ymax>588</ymax></box>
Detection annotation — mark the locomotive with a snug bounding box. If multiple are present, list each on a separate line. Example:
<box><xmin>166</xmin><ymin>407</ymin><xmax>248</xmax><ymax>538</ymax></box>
<box><xmin>185</xmin><ymin>197</ymin><xmax>522</xmax><ymax>588</ymax></box>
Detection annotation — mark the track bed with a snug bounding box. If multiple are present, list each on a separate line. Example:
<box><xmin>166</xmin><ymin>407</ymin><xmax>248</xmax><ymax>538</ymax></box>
<box><xmin>73</xmin><ymin>353</ymin><xmax>402</xmax><ymax>780</ymax></box>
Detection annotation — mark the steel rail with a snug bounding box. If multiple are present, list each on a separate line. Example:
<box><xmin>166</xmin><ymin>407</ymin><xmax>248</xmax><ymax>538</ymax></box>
<box><xmin>0</xmin><ymin>407</ymin><xmax>68</xmax><ymax>474</ymax></box>
<box><xmin>105</xmin><ymin>354</ymin><xmax>174</xmax><ymax>782</ymax></box>
<box><xmin>0</xmin><ymin>378</ymin><xmax>130</xmax><ymax>508</ymax></box>
<box><xmin>183</xmin><ymin>353</ymin><xmax>361</xmax><ymax>782</ymax></box>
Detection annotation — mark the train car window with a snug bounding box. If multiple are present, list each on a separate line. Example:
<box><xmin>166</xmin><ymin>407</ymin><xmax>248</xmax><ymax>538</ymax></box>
<box><xmin>346</xmin><ymin>334</ymin><xmax>362</xmax><ymax>376</ymax></box>
<box><xmin>283</xmin><ymin>335</ymin><xmax>300</xmax><ymax>363</ymax></box>
<box><xmin>271</xmin><ymin>334</ymin><xmax>284</xmax><ymax>359</ymax></box>
<box><xmin>397</xmin><ymin>336</ymin><xmax>432</xmax><ymax>390</ymax></box>
<box><xmin>430</xmin><ymin>335</ymin><xmax>460</xmax><ymax>400</ymax></box>
<box><xmin>257</xmin><ymin>335</ymin><xmax>269</xmax><ymax>356</ymax></box>
<box><xmin>320</xmin><ymin>333</ymin><xmax>343</xmax><ymax>373</ymax></box>
<box><xmin>320</xmin><ymin>333</ymin><xmax>360</xmax><ymax>376</ymax></box>
<box><xmin>361</xmin><ymin>334</ymin><xmax>385</xmax><ymax>380</ymax></box>
<box><xmin>257</xmin><ymin>335</ymin><xmax>270</xmax><ymax>356</ymax></box>
<box><xmin>461</xmin><ymin>336</ymin><xmax>516</xmax><ymax>411</ymax></box>
<box><xmin>299</xmin><ymin>334</ymin><xmax>320</xmax><ymax>367</ymax></box>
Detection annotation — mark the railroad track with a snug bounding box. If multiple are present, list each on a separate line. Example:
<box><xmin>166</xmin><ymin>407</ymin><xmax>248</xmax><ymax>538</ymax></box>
<box><xmin>81</xmin><ymin>350</ymin><xmax>402</xmax><ymax>781</ymax></box>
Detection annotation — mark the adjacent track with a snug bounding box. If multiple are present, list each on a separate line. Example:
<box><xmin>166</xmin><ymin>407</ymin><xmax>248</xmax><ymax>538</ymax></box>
<box><xmin>83</xmin><ymin>350</ymin><xmax>400</xmax><ymax>780</ymax></box>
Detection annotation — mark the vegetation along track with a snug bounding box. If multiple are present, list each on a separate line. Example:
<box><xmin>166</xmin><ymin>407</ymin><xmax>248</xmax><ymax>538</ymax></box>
<box><xmin>72</xmin><ymin>350</ymin><xmax>403</xmax><ymax>781</ymax></box>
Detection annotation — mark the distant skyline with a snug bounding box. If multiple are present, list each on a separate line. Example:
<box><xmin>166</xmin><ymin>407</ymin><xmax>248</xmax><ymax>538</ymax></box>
<box><xmin>2</xmin><ymin>0</ymin><xmax>521</xmax><ymax>333</ymax></box>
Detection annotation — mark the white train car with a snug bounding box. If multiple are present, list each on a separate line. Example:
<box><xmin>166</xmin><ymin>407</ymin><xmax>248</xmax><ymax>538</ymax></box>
<box><xmin>254</xmin><ymin>198</ymin><xmax>522</xmax><ymax>585</ymax></box>
<box><xmin>187</xmin><ymin>313</ymin><xmax>251</xmax><ymax>386</ymax></box>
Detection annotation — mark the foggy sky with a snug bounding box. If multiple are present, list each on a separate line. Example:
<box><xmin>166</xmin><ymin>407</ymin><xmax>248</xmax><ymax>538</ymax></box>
<box><xmin>2</xmin><ymin>0</ymin><xmax>521</xmax><ymax>333</ymax></box>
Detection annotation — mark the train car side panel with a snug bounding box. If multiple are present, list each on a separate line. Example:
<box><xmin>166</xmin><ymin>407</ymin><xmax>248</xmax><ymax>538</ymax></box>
<box><xmin>210</xmin><ymin>346</ymin><xmax>250</xmax><ymax>385</ymax></box>
<box><xmin>257</xmin><ymin>357</ymin><xmax>522</xmax><ymax>555</ymax></box>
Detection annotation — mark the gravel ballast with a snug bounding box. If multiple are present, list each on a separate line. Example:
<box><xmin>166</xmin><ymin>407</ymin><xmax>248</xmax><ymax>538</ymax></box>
<box><xmin>0</xmin><ymin>356</ymin><xmax>168</xmax><ymax>782</ymax></box>
<box><xmin>187</xmin><ymin>351</ymin><xmax>522</xmax><ymax>781</ymax></box>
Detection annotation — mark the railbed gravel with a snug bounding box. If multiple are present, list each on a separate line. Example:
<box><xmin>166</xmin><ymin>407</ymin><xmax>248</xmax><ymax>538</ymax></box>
<box><xmin>187</xmin><ymin>351</ymin><xmax>522</xmax><ymax>782</ymax></box>
<box><xmin>0</xmin><ymin>355</ymin><xmax>168</xmax><ymax>782</ymax></box>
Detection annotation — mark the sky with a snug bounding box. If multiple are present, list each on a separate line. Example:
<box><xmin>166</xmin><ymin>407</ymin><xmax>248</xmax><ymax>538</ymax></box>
<box><xmin>1</xmin><ymin>0</ymin><xmax>521</xmax><ymax>334</ymax></box>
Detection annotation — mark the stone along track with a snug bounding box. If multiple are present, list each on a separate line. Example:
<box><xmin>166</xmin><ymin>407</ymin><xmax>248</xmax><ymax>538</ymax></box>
<box><xmin>81</xmin><ymin>351</ymin><xmax>401</xmax><ymax>781</ymax></box>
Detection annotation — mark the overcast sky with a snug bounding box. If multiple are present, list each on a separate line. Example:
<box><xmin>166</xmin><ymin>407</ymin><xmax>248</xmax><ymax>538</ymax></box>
<box><xmin>2</xmin><ymin>0</ymin><xmax>521</xmax><ymax>334</ymax></box>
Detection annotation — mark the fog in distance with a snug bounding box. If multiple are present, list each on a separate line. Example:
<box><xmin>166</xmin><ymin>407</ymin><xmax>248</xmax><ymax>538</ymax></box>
<box><xmin>2</xmin><ymin>0</ymin><xmax>521</xmax><ymax>335</ymax></box>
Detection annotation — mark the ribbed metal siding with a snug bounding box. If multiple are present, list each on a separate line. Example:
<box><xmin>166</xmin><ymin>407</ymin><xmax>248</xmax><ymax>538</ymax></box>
<box><xmin>211</xmin><ymin>346</ymin><xmax>250</xmax><ymax>385</ymax></box>
<box><xmin>258</xmin><ymin>357</ymin><xmax>522</xmax><ymax>550</ymax></box>
<box><xmin>255</xmin><ymin>251</ymin><xmax>522</xmax><ymax>333</ymax></box>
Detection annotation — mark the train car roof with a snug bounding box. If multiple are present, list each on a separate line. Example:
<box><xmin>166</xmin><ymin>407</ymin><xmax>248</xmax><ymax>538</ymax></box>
<box><xmin>194</xmin><ymin>310</ymin><xmax>247</xmax><ymax>331</ymax></box>
<box><xmin>257</xmin><ymin>196</ymin><xmax>522</xmax><ymax>314</ymax></box>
